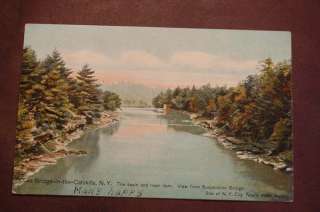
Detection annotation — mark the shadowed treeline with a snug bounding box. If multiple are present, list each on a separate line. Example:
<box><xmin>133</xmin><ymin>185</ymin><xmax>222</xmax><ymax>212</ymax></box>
<box><xmin>15</xmin><ymin>47</ymin><xmax>121</xmax><ymax>162</ymax></box>
<box><xmin>152</xmin><ymin>59</ymin><xmax>292</xmax><ymax>163</ymax></box>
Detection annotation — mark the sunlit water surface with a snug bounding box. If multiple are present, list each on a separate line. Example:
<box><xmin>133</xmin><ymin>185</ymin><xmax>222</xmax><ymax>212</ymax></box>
<box><xmin>16</xmin><ymin>108</ymin><xmax>293</xmax><ymax>201</ymax></box>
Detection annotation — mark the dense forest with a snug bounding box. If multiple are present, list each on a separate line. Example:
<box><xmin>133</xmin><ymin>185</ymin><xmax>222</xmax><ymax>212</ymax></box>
<box><xmin>15</xmin><ymin>47</ymin><xmax>121</xmax><ymax>161</ymax></box>
<box><xmin>152</xmin><ymin>59</ymin><xmax>292</xmax><ymax>163</ymax></box>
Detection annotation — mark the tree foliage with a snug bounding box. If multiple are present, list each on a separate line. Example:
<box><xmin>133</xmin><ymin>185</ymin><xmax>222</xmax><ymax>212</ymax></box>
<box><xmin>103</xmin><ymin>91</ymin><xmax>121</xmax><ymax>111</ymax></box>
<box><xmin>152</xmin><ymin>58</ymin><xmax>292</xmax><ymax>158</ymax></box>
<box><xmin>16</xmin><ymin>47</ymin><xmax>121</xmax><ymax>157</ymax></box>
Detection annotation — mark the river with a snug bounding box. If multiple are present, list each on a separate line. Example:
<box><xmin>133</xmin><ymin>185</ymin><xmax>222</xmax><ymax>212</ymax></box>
<box><xmin>15</xmin><ymin>107</ymin><xmax>293</xmax><ymax>201</ymax></box>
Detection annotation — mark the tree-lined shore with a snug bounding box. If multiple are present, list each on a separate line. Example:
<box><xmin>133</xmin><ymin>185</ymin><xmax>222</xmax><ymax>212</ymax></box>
<box><xmin>152</xmin><ymin>59</ymin><xmax>292</xmax><ymax>170</ymax></box>
<box><xmin>14</xmin><ymin>48</ymin><xmax>121</xmax><ymax>182</ymax></box>
<box><xmin>14</xmin><ymin>49</ymin><xmax>292</xmax><ymax>189</ymax></box>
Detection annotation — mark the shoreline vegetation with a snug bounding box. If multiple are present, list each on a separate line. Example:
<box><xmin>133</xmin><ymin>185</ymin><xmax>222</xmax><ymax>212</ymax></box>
<box><xmin>185</xmin><ymin>111</ymin><xmax>293</xmax><ymax>173</ymax></box>
<box><xmin>153</xmin><ymin>58</ymin><xmax>293</xmax><ymax>173</ymax></box>
<box><xmin>13</xmin><ymin>111</ymin><xmax>119</xmax><ymax>190</ymax></box>
<box><xmin>14</xmin><ymin>46</ymin><xmax>292</xmax><ymax>192</ymax></box>
<box><xmin>13</xmin><ymin>47</ymin><xmax>121</xmax><ymax>189</ymax></box>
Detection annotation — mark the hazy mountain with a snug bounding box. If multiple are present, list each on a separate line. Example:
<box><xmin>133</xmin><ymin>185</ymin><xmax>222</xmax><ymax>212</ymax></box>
<box><xmin>101</xmin><ymin>82</ymin><xmax>163</xmax><ymax>107</ymax></box>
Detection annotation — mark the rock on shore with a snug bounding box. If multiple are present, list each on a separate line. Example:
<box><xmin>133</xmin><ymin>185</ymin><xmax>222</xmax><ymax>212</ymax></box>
<box><xmin>13</xmin><ymin>111</ymin><xmax>119</xmax><ymax>190</ymax></box>
<box><xmin>191</xmin><ymin>115</ymin><xmax>293</xmax><ymax>173</ymax></box>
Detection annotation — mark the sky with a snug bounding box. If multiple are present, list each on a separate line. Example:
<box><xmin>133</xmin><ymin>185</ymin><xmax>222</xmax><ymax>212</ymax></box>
<box><xmin>24</xmin><ymin>24</ymin><xmax>291</xmax><ymax>88</ymax></box>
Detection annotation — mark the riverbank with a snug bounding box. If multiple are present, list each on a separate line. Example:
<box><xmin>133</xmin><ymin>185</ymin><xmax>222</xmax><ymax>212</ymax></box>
<box><xmin>12</xmin><ymin>111</ymin><xmax>119</xmax><ymax>191</ymax></box>
<box><xmin>178</xmin><ymin>110</ymin><xmax>293</xmax><ymax>174</ymax></box>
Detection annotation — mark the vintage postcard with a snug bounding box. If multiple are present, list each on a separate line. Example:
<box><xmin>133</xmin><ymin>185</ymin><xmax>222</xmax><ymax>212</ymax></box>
<box><xmin>12</xmin><ymin>24</ymin><xmax>293</xmax><ymax>201</ymax></box>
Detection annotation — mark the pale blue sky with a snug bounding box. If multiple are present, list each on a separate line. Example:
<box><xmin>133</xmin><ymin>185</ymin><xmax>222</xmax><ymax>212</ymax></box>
<box><xmin>24</xmin><ymin>24</ymin><xmax>291</xmax><ymax>87</ymax></box>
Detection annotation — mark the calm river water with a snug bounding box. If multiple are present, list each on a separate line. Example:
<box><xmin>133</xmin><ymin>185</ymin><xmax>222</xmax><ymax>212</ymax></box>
<box><xmin>16</xmin><ymin>108</ymin><xmax>293</xmax><ymax>201</ymax></box>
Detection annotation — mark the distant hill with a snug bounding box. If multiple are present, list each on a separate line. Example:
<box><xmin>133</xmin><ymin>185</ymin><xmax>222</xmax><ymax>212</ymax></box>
<box><xmin>101</xmin><ymin>82</ymin><xmax>163</xmax><ymax>107</ymax></box>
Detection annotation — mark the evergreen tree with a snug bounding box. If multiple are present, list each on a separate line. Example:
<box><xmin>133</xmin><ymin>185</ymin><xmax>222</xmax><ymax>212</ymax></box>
<box><xmin>16</xmin><ymin>101</ymin><xmax>36</xmax><ymax>156</ymax></box>
<box><xmin>15</xmin><ymin>47</ymin><xmax>123</xmax><ymax>163</ymax></box>
<box><xmin>76</xmin><ymin>64</ymin><xmax>102</xmax><ymax>121</ymax></box>
<box><xmin>152</xmin><ymin>58</ymin><xmax>292</xmax><ymax>156</ymax></box>
<box><xmin>19</xmin><ymin>47</ymin><xmax>45</xmax><ymax>109</ymax></box>
<box><xmin>42</xmin><ymin>50</ymin><xmax>72</xmax><ymax>80</ymax></box>
<box><xmin>16</xmin><ymin>47</ymin><xmax>44</xmax><ymax>155</ymax></box>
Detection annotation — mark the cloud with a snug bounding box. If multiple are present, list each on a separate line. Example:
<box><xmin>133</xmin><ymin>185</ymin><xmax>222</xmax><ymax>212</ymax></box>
<box><xmin>63</xmin><ymin>49</ymin><xmax>257</xmax><ymax>73</ymax></box>
<box><xmin>119</xmin><ymin>50</ymin><xmax>164</xmax><ymax>68</ymax></box>
<box><xmin>62</xmin><ymin>50</ymin><xmax>111</xmax><ymax>70</ymax></box>
<box><xmin>170</xmin><ymin>51</ymin><xmax>257</xmax><ymax>72</ymax></box>
<box><xmin>96</xmin><ymin>69</ymin><xmax>245</xmax><ymax>88</ymax></box>
<box><xmin>171</xmin><ymin>51</ymin><xmax>214</xmax><ymax>69</ymax></box>
<box><xmin>61</xmin><ymin>49</ymin><xmax>259</xmax><ymax>87</ymax></box>
<box><xmin>62</xmin><ymin>49</ymin><xmax>165</xmax><ymax>71</ymax></box>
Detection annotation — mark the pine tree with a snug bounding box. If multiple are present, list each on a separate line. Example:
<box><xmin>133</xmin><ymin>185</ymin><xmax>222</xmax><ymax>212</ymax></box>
<box><xmin>43</xmin><ymin>50</ymin><xmax>72</xmax><ymax>80</ymax></box>
<box><xmin>16</xmin><ymin>47</ymin><xmax>44</xmax><ymax>155</ymax></box>
<box><xmin>18</xmin><ymin>49</ymin><xmax>74</xmax><ymax>131</ymax></box>
<box><xmin>19</xmin><ymin>47</ymin><xmax>45</xmax><ymax>108</ymax></box>
<box><xmin>36</xmin><ymin>67</ymin><xmax>73</xmax><ymax>130</ymax></box>
<box><xmin>76</xmin><ymin>64</ymin><xmax>102</xmax><ymax>122</ymax></box>
<box><xmin>150</xmin><ymin>58</ymin><xmax>292</xmax><ymax>155</ymax></box>
<box><xmin>20</xmin><ymin>47</ymin><xmax>39</xmax><ymax>94</ymax></box>
<box><xmin>16</xmin><ymin>101</ymin><xmax>36</xmax><ymax>156</ymax></box>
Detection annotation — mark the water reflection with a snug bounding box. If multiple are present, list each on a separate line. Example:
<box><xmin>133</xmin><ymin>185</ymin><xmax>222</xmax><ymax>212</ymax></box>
<box><xmin>158</xmin><ymin>109</ymin><xmax>292</xmax><ymax>197</ymax></box>
<box><xmin>16</xmin><ymin>108</ymin><xmax>292</xmax><ymax>201</ymax></box>
<box><xmin>16</xmin><ymin>124</ymin><xmax>120</xmax><ymax>194</ymax></box>
<box><xmin>15</xmin><ymin>156</ymin><xmax>75</xmax><ymax>194</ymax></box>
<box><xmin>162</xmin><ymin>111</ymin><xmax>205</xmax><ymax>135</ymax></box>
<box><xmin>69</xmin><ymin>124</ymin><xmax>120</xmax><ymax>173</ymax></box>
